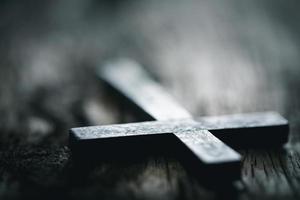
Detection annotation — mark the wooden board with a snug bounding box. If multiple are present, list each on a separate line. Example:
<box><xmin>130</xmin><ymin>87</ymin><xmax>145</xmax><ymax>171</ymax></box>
<box><xmin>0</xmin><ymin>0</ymin><xmax>300</xmax><ymax>199</ymax></box>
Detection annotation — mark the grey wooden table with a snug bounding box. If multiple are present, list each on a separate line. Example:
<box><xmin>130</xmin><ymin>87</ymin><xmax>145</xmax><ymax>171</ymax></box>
<box><xmin>0</xmin><ymin>0</ymin><xmax>300</xmax><ymax>199</ymax></box>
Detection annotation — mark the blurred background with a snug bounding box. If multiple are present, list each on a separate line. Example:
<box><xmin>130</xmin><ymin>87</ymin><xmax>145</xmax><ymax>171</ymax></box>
<box><xmin>1</xmin><ymin>0</ymin><xmax>300</xmax><ymax>147</ymax></box>
<box><xmin>1</xmin><ymin>0</ymin><xmax>300</xmax><ymax>199</ymax></box>
<box><xmin>1</xmin><ymin>0</ymin><xmax>300</xmax><ymax>145</ymax></box>
<box><xmin>0</xmin><ymin>0</ymin><xmax>300</xmax><ymax>146</ymax></box>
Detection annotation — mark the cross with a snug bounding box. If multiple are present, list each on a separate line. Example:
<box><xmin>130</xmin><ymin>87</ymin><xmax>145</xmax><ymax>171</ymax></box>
<box><xmin>69</xmin><ymin>59</ymin><xmax>289</xmax><ymax>183</ymax></box>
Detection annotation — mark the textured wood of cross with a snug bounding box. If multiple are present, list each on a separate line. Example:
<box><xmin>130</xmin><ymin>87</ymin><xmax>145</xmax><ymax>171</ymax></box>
<box><xmin>69</xmin><ymin>59</ymin><xmax>289</xmax><ymax>182</ymax></box>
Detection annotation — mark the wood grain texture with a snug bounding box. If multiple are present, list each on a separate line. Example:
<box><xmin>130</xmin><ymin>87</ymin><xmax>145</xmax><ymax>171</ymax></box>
<box><xmin>0</xmin><ymin>0</ymin><xmax>300</xmax><ymax>199</ymax></box>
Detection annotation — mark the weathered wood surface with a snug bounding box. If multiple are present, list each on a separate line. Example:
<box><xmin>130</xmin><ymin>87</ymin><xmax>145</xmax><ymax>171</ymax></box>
<box><xmin>0</xmin><ymin>0</ymin><xmax>300</xmax><ymax>199</ymax></box>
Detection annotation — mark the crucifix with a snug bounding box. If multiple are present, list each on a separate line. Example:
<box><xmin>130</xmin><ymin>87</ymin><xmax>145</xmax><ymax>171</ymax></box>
<box><xmin>69</xmin><ymin>59</ymin><xmax>289</xmax><ymax>183</ymax></box>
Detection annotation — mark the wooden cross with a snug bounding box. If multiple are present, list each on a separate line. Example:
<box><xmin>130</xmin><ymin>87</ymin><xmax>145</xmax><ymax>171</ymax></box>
<box><xmin>69</xmin><ymin>59</ymin><xmax>289</xmax><ymax>182</ymax></box>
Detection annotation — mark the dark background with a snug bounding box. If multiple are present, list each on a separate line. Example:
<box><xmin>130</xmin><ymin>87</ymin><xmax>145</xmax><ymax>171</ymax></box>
<box><xmin>0</xmin><ymin>0</ymin><xmax>300</xmax><ymax>199</ymax></box>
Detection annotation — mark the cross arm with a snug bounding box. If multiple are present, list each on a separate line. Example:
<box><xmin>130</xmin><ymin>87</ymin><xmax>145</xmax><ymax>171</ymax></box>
<box><xmin>196</xmin><ymin>112</ymin><xmax>289</xmax><ymax>148</ymax></box>
<box><xmin>71</xmin><ymin>111</ymin><xmax>288</xmax><ymax>151</ymax></box>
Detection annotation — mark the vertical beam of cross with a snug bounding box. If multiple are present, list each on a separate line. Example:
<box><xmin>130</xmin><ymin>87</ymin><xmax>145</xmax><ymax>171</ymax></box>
<box><xmin>97</xmin><ymin>60</ymin><xmax>243</xmax><ymax>179</ymax></box>
<box><xmin>99</xmin><ymin>60</ymin><xmax>192</xmax><ymax>121</ymax></box>
<box><xmin>96</xmin><ymin>59</ymin><xmax>242</xmax><ymax>181</ymax></box>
